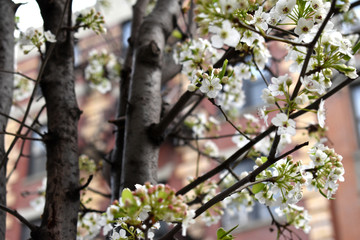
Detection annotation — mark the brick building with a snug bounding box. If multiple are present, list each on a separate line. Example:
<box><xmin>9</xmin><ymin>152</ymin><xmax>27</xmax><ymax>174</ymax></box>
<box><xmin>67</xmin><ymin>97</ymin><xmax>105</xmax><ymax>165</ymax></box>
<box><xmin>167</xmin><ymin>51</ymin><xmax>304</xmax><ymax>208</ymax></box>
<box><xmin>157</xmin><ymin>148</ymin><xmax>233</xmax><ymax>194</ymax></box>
<box><xmin>4</xmin><ymin>1</ymin><xmax>360</xmax><ymax>239</ymax></box>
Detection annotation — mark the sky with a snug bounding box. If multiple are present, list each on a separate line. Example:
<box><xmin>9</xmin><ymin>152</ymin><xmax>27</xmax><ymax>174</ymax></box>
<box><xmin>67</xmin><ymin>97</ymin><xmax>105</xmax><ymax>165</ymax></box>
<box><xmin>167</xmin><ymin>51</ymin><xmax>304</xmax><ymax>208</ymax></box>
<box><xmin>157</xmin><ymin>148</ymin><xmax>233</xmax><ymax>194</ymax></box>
<box><xmin>13</xmin><ymin>0</ymin><xmax>97</xmax><ymax>31</ymax></box>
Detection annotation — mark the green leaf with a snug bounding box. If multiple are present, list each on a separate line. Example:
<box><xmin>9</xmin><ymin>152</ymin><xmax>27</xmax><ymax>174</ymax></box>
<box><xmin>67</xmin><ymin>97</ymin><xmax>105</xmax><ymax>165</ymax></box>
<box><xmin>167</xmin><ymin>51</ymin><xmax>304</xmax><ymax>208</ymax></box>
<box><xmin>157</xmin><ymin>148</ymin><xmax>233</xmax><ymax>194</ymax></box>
<box><xmin>121</xmin><ymin>188</ymin><xmax>135</xmax><ymax>205</ymax></box>
<box><xmin>217</xmin><ymin>227</ymin><xmax>226</xmax><ymax>239</ymax></box>
<box><xmin>219</xmin><ymin>59</ymin><xmax>228</xmax><ymax>79</ymax></box>
<box><xmin>171</xmin><ymin>29</ymin><xmax>182</xmax><ymax>39</ymax></box>
<box><xmin>343</xmin><ymin>55</ymin><xmax>351</xmax><ymax>61</ymax></box>
<box><xmin>260</xmin><ymin>156</ymin><xmax>268</xmax><ymax>163</ymax></box>
<box><xmin>352</xmin><ymin>40</ymin><xmax>360</xmax><ymax>55</ymax></box>
<box><xmin>252</xmin><ymin>183</ymin><xmax>266</xmax><ymax>194</ymax></box>
<box><xmin>216</xmin><ymin>225</ymin><xmax>238</xmax><ymax>240</ymax></box>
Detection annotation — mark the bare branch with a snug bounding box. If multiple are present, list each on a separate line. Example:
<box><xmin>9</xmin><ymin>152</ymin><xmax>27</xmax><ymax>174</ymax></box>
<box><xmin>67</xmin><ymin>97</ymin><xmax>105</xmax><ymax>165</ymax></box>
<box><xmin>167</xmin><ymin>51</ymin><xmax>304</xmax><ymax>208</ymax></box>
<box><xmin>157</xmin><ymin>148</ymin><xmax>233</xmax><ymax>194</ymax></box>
<box><xmin>208</xmin><ymin>98</ymin><xmax>251</xmax><ymax>141</ymax></box>
<box><xmin>0</xmin><ymin>204</ymin><xmax>37</xmax><ymax>232</ymax></box>
<box><xmin>0</xmin><ymin>69</ymin><xmax>36</xmax><ymax>82</ymax></box>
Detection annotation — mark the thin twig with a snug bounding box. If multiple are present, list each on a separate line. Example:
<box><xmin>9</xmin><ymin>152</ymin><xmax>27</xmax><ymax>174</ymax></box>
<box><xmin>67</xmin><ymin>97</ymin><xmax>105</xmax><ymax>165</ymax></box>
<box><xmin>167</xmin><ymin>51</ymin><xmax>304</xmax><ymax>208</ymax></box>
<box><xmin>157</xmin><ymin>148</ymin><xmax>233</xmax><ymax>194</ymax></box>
<box><xmin>79</xmin><ymin>202</ymin><xmax>104</xmax><ymax>215</ymax></box>
<box><xmin>176</xmin><ymin>68</ymin><xmax>356</xmax><ymax>198</ymax></box>
<box><xmin>78</xmin><ymin>175</ymin><xmax>93</xmax><ymax>191</ymax></box>
<box><xmin>208</xmin><ymin>98</ymin><xmax>251</xmax><ymax>141</ymax></box>
<box><xmin>291</xmin><ymin>0</ymin><xmax>337</xmax><ymax>100</ymax></box>
<box><xmin>169</xmin><ymin>94</ymin><xmax>205</xmax><ymax>137</ymax></box>
<box><xmin>172</xmin><ymin>132</ymin><xmax>244</xmax><ymax>141</ymax></box>
<box><xmin>87</xmin><ymin>187</ymin><xmax>111</xmax><ymax>198</ymax></box>
<box><xmin>6</xmin><ymin>105</ymin><xmax>46</xmax><ymax>182</ymax></box>
<box><xmin>234</xmin><ymin>19</ymin><xmax>308</xmax><ymax>47</ymax></box>
<box><xmin>0</xmin><ymin>131</ymin><xmax>43</xmax><ymax>141</ymax></box>
<box><xmin>252</xmin><ymin>55</ymin><xmax>283</xmax><ymax>113</ymax></box>
<box><xmin>161</xmin><ymin>141</ymin><xmax>309</xmax><ymax>240</ymax></box>
<box><xmin>0</xmin><ymin>111</ymin><xmax>43</xmax><ymax>136</ymax></box>
<box><xmin>0</xmin><ymin>69</ymin><xmax>36</xmax><ymax>82</ymax></box>
<box><xmin>0</xmin><ymin>204</ymin><xmax>37</xmax><ymax>231</ymax></box>
<box><xmin>266</xmin><ymin>207</ymin><xmax>302</xmax><ymax>240</ymax></box>
<box><xmin>0</xmin><ymin>0</ymin><xmax>70</xmax><ymax>171</ymax></box>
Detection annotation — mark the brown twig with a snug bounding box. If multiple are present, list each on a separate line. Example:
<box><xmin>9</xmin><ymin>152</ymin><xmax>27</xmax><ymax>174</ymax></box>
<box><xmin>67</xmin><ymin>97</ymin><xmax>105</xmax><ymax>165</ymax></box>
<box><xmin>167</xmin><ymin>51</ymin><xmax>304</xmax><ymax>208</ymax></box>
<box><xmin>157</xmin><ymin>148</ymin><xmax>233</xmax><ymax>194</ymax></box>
<box><xmin>208</xmin><ymin>98</ymin><xmax>251</xmax><ymax>140</ymax></box>
<box><xmin>0</xmin><ymin>204</ymin><xmax>37</xmax><ymax>231</ymax></box>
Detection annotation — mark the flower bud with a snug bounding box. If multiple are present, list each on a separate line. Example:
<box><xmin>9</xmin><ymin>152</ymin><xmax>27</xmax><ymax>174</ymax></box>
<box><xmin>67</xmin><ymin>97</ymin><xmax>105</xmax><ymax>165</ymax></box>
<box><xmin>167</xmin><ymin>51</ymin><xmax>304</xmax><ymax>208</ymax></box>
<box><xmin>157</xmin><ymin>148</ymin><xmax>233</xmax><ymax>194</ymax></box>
<box><xmin>188</xmin><ymin>84</ymin><xmax>197</xmax><ymax>92</ymax></box>
<box><xmin>222</xmin><ymin>76</ymin><xmax>229</xmax><ymax>83</ymax></box>
<box><xmin>255</xmin><ymin>158</ymin><xmax>263</xmax><ymax>166</ymax></box>
<box><xmin>240</xmin><ymin>171</ymin><xmax>249</xmax><ymax>179</ymax></box>
<box><xmin>245</xmin><ymin>14</ymin><xmax>253</xmax><ymax>22</ymax></box>
<box><xmin>213</xmin><ymin>68</ymin><xmax>221</xmax><ymax>75</ymax></box>
<box><xmin>300</xmin><ymin>177</ymin><xmax>307</xmax><ymax>184</ymax></box>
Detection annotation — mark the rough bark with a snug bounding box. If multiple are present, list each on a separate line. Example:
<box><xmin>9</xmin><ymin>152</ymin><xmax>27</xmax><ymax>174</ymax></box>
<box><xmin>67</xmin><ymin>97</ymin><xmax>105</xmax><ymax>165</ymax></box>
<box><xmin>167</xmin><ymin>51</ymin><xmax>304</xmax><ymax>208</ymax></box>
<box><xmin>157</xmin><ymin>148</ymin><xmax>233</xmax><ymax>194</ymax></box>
<box><xmin>110</xmin><ymin>0</ymin><xmax>150</xmax><ymax>201</ymax></box>
<box><xmin>0</xmin><ymin>1</ymin><xmax>15</xmax><ymax>238</ymax></box>
<box><xmin>32</xmin><ymin>1</ymin><xmax>80</xmax><ymax>239</ymax></box>
<box><xmin>123</xmin><ymin>0</ymin><xmax>180</xmax><ymax>189</ymax></box>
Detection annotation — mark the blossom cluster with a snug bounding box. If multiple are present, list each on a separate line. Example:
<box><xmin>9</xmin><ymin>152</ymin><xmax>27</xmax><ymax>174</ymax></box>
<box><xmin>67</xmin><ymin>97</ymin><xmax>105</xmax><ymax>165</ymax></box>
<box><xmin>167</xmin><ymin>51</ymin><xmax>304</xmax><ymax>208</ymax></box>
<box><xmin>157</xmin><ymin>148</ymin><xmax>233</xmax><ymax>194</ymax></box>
<box><xmin>18</xmin><ymin>27</ymin><xmax>56</xmax><ymax>54</ymax></box>
<box><xmin>184</xmin><ymin>112</ymin><xmax>220</xmax><ymax>136</ymax></box>
<box><xmin>220</xmin><ymin>172</ymin><xmax>255</xmax><ymax>214</ymax></box>
<box><xmin>75</xmin><ymin>8</ymin><xmax>107</xmax><ymax>34</ymax></box>
<box><xmin>173</xmin><ymin>40</ymin><xmax>247</xmax><ymax>113</ymax></box>
<box><xmin>254</xmin><ymin>156</ymin><xmax>306</xmax><ymax>210</ymax></box>
<box><xmin>275</xmin><ymin>204</ymin><xmax>311</xmax><ymax>233</ymax></box>
<box><xmin>13</xmin><ymin>75</ymin><xmax>35</xmax><ymax>102</ymax></box>
<box><xmin>77</xmin><ymin>212</ymin><xmax>102</xmax><ymax>240</ymax></box>
<box><xmin>84</xmin><ymin>49</ymin><xmax>121</xmax><ymax>93</ymax></box>
<box><xmin>97</xmin><ymin>183</ymin><xmax>195</xmax><ymax>239</ymax></box>
<box><xmin>167</xmin><ymin>0</ymin><xmax>358</xmax><ymax>236</ymax></box>
<box><xmin>52</xmin><ymin>0</ymin><xmax>358</xmax><ymax>238</ymax></box>
<box><xmin>305</xmin><ymin>144</ymin><xmax>345</xmax><ymax>198</ymax></box>
<box><xmin>173</xmin><ymin>38</ymin><xmax>219</xmax><ymax>78</ymax></box>
<box><xmin>79</xmin><ymin>154</ymin><xmax>99</xmax><ymax>174</ymax></box>
<box><xmin>185</xmin><ymin>178</ymin><xmax>224</xmax><ymax>226</ymax></box>
<box><xmin>253</xmin><ymin>145</ymin><xmax>343</xmax><ymax>228</ymax></box>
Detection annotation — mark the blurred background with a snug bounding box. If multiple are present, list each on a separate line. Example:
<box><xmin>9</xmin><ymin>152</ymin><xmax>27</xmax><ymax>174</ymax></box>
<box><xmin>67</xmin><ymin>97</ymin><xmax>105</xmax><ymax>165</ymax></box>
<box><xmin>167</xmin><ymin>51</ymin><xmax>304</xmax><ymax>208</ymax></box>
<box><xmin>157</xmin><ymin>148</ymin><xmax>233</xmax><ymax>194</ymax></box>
<box><xmin>6</xmin><ymin>0</ymin><xmax>360</xmax><ymax>239</ymax></box>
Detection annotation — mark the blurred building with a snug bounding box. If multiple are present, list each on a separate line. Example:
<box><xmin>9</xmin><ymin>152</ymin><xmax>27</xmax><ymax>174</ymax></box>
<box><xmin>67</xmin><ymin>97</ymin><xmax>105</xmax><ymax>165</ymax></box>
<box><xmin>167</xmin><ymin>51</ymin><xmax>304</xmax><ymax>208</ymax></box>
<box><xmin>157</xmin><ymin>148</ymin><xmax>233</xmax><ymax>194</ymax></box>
<box><xmin>5</xmin><ymin>1</ymin><xmax>360</xmax><ymax>240</ymax></box>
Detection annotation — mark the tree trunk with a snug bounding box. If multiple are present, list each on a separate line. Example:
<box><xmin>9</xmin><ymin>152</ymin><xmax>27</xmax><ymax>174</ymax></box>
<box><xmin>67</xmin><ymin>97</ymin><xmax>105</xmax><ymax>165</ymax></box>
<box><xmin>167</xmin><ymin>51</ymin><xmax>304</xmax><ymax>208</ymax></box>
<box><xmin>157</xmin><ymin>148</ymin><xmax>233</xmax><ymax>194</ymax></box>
<box><xmin>32</xmin><ymin>1</ymin><xmax>80</xmax><ymax>239</ymax></box>
<box><xmin>0</xmin><ymin>0</ymin><xmax>15</xmax><ymax>238</ymax></box>
<box><xmin>123</xmin><ymin>0</ymin><xmax>180</xmax><ymax>189</ymax></box>
<box><xmin>111</xmin><ymin>0</ymin><xmax>150</xmax><ymax>201</ymax></box>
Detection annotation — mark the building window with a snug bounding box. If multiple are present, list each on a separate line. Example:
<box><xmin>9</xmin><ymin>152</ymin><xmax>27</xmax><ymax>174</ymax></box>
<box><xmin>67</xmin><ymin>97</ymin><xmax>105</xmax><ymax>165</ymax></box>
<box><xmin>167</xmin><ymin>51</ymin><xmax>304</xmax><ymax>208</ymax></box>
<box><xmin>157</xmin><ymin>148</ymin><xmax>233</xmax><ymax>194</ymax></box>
<box><xmin>242</xmin><ymin>78</ymin><xmax>268</xmax><ymax>109</ymax></box>
<box><xmin>351</xmin><ymin>84</ymin><xmax>360</xmax><ymax>144</ymax></box>
<box><xmin>350</xmin><ymin>83</ymin><xmax>360</xmax><ymax>191</ymax></box>
<box><xmin>28</xmin><ymin>127</ymin><xmax>47</xmax><ymax>176</ymax></box>
<box><xmin>121</xmin><ymin>20</ymin><xmax>132</xmax><ymax>56</ymax></box>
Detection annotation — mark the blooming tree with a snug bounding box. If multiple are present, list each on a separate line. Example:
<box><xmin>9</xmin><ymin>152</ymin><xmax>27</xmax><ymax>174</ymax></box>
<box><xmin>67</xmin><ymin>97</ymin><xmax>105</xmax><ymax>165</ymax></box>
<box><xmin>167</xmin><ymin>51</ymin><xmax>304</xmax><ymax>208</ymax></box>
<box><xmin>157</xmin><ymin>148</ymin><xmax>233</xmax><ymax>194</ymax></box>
<box><xmin>0</xmin><ymin>0</ymin><xmax>359</xmax><ymax>239</ymax></box>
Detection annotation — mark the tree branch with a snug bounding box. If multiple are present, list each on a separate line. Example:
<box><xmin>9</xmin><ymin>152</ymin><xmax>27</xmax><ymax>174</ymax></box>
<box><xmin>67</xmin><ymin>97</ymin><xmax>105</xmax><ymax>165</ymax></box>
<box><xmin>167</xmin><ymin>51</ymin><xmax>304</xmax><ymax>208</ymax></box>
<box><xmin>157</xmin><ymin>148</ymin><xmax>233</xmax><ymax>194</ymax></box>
<box><xmin>290</xmin><ymin>0</ymin><xmax>337</xmax><ymax>100</ymax></box>
<box><xmin>110</xmin><ymin>0</ymin><xmax>150</xmax><ymax>201</ymax></box>
<box><xmin>0</xmin><ymin>204</ymin><xmax>37</xmax><ymax>232</ymax></box>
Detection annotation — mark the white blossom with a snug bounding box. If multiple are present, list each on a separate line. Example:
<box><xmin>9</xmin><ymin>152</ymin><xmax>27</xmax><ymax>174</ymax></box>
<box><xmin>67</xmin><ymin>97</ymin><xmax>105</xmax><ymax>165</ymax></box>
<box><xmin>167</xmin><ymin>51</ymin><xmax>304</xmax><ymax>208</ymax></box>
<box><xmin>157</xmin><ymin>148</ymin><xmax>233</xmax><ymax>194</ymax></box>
<box><xmin>317</xmin><ymin>99</ymin><xmax>326</xmax><ymax>128</ymax></box>
<box><xmin>182</xmin><ymin>210</ymin><xmax>196</xmax><ymax>236</ymax></box>
<box><xmin>248</xmin><ymin>6</ymin><xmax>269</xmax><ymax>31</ymax></box>
<box><xmin>275</xmin><ymin>0</ymin><xmax>296</xmax><ymax>16</ymax></box>
<box><xmin>295</xmin><ymin>18</ymin><xmax>314</xmax><ymax>37</ymax></box>
<box><xmin>209</xmin><ymin>20</ymin><xmax>240</xmax><ymax>48</ymax></box>
<box><xmin>44</xmin><ymin>30</ymin><xmax>57</xmax><ymax>43</ymax></box>
<box><xmin>271</xmin><ymin>113</ymin><xmax>296</xmax><ymax>136</ymax></box>
<box><xmin>203</xmin><ymin>141</ymin><xmax>219</xmax><ymax>157</ymax></box>
<box><xmin>199</xmin><ymin>78</ymin><xmax>222</xmax><ymax>98</ymax></box>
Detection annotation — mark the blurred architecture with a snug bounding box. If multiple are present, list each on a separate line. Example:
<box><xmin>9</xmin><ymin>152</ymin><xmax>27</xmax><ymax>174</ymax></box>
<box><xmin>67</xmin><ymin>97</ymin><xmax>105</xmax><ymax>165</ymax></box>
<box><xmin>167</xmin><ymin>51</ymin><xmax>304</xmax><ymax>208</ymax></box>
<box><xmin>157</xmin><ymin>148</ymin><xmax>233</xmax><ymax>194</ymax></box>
<box><xmin>4</xmin><ymin>0</ymin><xmax>360</xmax><ymax>240</ymax></box>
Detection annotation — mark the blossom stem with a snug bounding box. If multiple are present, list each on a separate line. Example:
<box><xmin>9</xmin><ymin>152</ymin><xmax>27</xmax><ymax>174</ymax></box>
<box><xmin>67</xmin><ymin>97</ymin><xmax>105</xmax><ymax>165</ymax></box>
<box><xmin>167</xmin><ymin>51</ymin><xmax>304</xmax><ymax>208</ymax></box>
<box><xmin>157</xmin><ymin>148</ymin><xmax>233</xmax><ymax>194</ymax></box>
<box><xmin>291</xmin><ymin>0</ymin><xmax>337</xmax><ymax>100</ymax></box>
